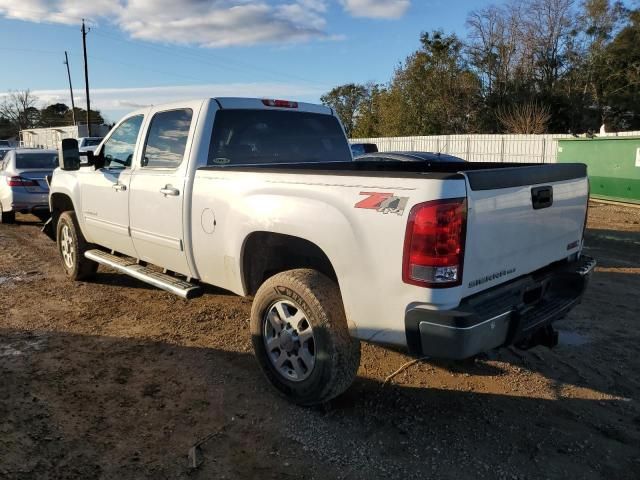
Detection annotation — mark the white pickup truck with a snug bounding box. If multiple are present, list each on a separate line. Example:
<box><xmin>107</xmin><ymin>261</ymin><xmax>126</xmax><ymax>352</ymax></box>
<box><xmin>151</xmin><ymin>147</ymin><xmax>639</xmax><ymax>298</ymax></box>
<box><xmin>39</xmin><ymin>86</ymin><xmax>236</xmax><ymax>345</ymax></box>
<box><xmin>46</xmin><ymin>97</ymin><xmax>595</xmax><ymax>405</ymax></box>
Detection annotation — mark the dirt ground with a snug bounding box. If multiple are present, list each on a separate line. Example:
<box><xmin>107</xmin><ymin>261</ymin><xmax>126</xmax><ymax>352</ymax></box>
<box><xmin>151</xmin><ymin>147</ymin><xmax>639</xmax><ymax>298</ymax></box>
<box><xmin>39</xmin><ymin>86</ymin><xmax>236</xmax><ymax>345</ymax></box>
<box><xmin>1</xmin><ymin>201</ymin><xmax>639</xmax><ymax>480</ymax></box>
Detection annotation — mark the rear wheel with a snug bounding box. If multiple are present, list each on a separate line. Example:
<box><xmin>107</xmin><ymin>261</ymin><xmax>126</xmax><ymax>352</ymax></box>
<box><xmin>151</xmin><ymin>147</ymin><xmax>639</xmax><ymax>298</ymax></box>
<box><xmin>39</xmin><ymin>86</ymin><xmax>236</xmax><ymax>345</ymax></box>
<box><xmin>250</xmin><ymin>269</ymin><xmax>360</xmax><ymax>406</ymax></box>
<box><xmin>0</xmin><ymin>203</ymin><xmax>16</xmax><ymax>224</ymax></box>
<box><xmin>56</xmin><ymin>211</ymin><xmax>98</xmax><ymax>281</ymax></box>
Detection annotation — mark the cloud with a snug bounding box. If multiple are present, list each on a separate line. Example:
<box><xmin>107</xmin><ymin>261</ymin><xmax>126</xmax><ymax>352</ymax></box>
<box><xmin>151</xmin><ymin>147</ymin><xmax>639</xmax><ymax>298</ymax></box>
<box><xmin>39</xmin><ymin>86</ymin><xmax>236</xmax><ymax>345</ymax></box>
<box><xmin>0</xmin><ymin>0</ymin><xmax>120</xmax><ymax>25</ymax></box>
<box><xmin>118</xmin><ymin>0</ymin><xmax>330</xmax><ymax>48</ymax></box>
<box><xmin>0</xmin><ymin>0</ymin><xmax>330</xmax><ymax>47</ymax></box>
<box><xmin>339</xmin><ymin>0</ymin><xmax>410</xmax><ymax>19</ymax></box>
<box><xmin>12</xmin><ymin>83</ymin><xmax>327</xmax><ymax>121</ymax></box>
<box><xmin>0</xmin><ymin>0</ymin><xmax>410</xmax><ymax>48</ymax></box>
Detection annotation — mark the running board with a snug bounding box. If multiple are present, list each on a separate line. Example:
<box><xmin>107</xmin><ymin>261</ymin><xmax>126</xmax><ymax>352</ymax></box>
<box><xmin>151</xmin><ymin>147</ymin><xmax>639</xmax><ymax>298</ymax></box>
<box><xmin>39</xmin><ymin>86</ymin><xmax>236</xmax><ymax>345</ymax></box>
<box><xmin>85</xmin><ymin>249</ymin><xmax>203</xmax><ymax>300</ymax></box>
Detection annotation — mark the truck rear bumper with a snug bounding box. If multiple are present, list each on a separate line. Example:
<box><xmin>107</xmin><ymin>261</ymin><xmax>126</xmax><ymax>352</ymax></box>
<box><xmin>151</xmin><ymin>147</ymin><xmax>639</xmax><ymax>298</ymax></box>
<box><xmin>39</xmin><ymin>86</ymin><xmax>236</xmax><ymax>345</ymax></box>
<box><xmin>405</xmin><ymin>255</ymin><xmax>596</xmax><ymax>360</ymax></box>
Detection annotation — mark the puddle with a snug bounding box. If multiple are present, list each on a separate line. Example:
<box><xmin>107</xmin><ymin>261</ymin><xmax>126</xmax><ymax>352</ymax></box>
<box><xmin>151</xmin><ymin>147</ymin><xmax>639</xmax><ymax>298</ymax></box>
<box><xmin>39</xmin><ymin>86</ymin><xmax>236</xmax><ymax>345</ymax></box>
<box><xmin>557</xmin><ymin>330</ymin><xmax>591</xmax><ymax>347</ymax></box>
<box><xmin>0</xmin><ymin>336</ymin><xmax>47</xmax><ymax>357</ymax></box>
<box><xmin>0</xmin><ymin>271</ymin><xmax>42</xmax><ymax>287</ymax></box>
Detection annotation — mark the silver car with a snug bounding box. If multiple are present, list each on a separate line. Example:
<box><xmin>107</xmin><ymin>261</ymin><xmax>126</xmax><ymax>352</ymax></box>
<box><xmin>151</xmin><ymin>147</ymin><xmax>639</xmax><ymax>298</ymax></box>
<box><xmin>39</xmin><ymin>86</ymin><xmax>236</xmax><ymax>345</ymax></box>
<box><xmin>0</xmin><ymin>140</ymin><xmax>12</xmax><ymax>159</ymax></box>
<box><xmin>0</xmin><ymin>148</ymin><xmax>58</xmax><ymax>223</ymax></box>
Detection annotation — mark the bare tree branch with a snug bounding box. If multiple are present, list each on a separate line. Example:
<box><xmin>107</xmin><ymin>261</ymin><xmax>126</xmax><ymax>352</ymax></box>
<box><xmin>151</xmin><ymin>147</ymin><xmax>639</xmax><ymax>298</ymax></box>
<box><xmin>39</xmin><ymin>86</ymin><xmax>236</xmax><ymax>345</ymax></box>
<box><xmin>0</xmin><ymin>90</ymin><xmax>40</xmax><ymax>133</ymax></box>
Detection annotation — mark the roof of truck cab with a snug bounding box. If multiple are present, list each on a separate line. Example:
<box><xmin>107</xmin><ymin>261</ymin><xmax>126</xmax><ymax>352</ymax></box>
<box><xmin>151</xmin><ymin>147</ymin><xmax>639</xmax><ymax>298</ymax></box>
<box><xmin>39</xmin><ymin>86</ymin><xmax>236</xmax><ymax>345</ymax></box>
<box><xmin>123</xmin><ymin>98</ymin><xmax>333</xmax><ymax>118</ymax></box>
<box><xmin>214</xmin><ymin>98</ymin><xmax>332</xmax><ymax>115</ymax></box>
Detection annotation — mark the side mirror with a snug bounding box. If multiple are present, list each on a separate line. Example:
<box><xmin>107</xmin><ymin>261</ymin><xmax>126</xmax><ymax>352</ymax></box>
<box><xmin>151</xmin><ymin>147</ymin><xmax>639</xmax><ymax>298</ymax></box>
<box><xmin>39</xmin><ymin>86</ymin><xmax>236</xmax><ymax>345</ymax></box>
<box><xmin>78</xmin><ymin>149</ymin><xmax>106</xmax><ymax>170</ymax></box>
<box><xmin>58</xmin><ymin>138</ymin><xmax>80</xmax><ymax>171</ymax></box>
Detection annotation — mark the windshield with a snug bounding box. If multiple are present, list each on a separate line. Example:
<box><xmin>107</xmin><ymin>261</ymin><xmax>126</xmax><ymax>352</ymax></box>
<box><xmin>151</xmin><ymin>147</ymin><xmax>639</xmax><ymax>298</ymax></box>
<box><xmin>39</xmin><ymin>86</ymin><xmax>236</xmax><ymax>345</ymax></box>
<box><xmin>0</xmin><ymin>140</ymin><xmax>10</xmax><ymax>147</ymax></box>
<box><xmin>16</xmin><ymin>152</ymin><xmax>58</xmax><ymax>169</ymax></box>
<box><xmin>208</xmin><ymin>109</ymin><xmax>351</xmax><ymax>166</ymax></box>
<box><xmin>83</xmin><ymin>138</ymin><xmax>103</xmax><ymax>147</ymax></box>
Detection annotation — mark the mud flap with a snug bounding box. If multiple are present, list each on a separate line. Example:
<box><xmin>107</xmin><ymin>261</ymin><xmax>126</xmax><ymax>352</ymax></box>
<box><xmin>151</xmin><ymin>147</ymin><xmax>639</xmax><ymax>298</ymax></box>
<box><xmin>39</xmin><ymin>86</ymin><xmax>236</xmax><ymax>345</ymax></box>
<box><xmin>42</xmin><ymin>217</ymin><xmax>55</xmax><ymax>241</ymax></box>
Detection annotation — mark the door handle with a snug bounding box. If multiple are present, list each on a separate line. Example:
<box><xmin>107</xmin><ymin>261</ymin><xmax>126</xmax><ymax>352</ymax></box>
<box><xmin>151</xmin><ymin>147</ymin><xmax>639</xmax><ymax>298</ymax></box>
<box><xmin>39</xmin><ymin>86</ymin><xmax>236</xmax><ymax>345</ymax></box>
<box><xmin>112</xmin><ymin>183</ymin><xmax>127</xmax><ymax>192</ymax></box>
<box><xmin>160</xmin><ymin>186</ymin><xmax>180</xmax><ymax>196</ymax></box>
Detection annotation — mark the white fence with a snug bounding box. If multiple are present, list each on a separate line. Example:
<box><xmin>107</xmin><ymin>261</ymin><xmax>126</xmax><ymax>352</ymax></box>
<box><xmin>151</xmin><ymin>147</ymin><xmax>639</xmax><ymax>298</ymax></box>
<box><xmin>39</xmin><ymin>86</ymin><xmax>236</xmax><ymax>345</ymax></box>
<box><xmin>351</xmin><ymin>131</ymin><xmax>640</xmax><ymax>164</ymax></box>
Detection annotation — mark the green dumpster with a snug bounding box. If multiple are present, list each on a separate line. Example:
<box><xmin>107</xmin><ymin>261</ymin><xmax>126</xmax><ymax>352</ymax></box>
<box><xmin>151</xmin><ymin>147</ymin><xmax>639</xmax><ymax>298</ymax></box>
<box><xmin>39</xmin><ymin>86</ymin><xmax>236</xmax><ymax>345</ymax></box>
<box><xmin>556</xmin><ymin>136</ymin><xmax>640</xmax><ymax>204</ymax></box>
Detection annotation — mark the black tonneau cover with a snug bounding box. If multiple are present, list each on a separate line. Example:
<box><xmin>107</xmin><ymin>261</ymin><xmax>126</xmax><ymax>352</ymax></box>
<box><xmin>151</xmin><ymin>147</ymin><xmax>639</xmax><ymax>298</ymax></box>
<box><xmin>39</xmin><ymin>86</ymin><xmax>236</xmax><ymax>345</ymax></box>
<box><xmin>199</xmin><ymin>161</ymin><xmax>587</xmax><ymax>188</ymax></box>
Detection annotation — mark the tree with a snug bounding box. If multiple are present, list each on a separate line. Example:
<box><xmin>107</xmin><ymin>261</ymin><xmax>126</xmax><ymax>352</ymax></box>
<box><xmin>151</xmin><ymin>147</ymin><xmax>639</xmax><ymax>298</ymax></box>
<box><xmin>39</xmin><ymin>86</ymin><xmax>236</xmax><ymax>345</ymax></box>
<box><xmin>0</xmin><ymin>116</ymin><xmax>13</xmax><ymax>140</ymax></box>
<box><xmin>0</xmin><ymin>90</ymin><xmax>39</xmax><ymax>136</ymax></box>
<box><xmin>593</xmin><ymin>8</ymin><xmax>640</xmax><ymax>129</ymax></box>
<box><xmin>466</xmin><ymin>3</ymin><xmax>526</xmax><ymax>131</ymax></box>
<box><xmin>573</xmin><ymin>0</ymin><xmax>631</xmax><ymax>129</ymax></box>
<box><xmin>38</xmin><ymin>103</ymin><xmax>71</xmax><ymax>127</ymax></box>
<box><xmin>320</xmin><ymin>84</ymin><xmax>368</xmax><ymax>137</ymax></box>
<box><xmin>67</xmin><ymin>106</ymin><xmax>105</xmax><ymax>126</ymax></box>
<box><xmin>320</xmin><ymin>1</ymin><xmax>640</xmax><ymax>135</ymax></box>
<box><xmin>466</xmin><ymin>4</ymin><xmax>520</xmax><ymax>100</ymax></box>
<box><xmin>522</xmin><ymin>0</ymin><xmax>577</xmax><ymax>92</ymax></box>
<box><xmin>37</xmin><ymin>103</ymin><xmax>105</xmax><ymax>128</ymax></box>
<box><xmin>377</xmin><ymin>30</ymin><xmax>481</xmax><ymax>136</ymax></box>
<box><xmin>350</xmin><ymin>83</ymin><xmax>384</xmax><ymax>138</ymax></box>
<box><xmin>497</xmin><ymin>102</ymin><xmax>552</xmax><ymax>133</ymax></box>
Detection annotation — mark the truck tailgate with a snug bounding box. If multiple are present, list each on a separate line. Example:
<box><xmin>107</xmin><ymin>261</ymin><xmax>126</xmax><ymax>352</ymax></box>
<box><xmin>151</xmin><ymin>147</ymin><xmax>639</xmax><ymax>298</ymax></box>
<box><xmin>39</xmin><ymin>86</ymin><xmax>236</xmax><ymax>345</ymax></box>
<box><xmin>461</xmin><ymin>164</ymin><xmax>588</xmax><ymax>295</ymax></box>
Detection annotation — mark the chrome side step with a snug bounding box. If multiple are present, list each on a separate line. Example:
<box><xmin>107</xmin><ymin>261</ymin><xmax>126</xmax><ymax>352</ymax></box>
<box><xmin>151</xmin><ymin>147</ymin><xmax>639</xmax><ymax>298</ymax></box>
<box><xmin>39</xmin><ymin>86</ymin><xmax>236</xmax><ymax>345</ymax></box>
<box><xmin>85</xmin><ymin>249</ymin><xmax>203</xmax><ymax>300</ymax></box>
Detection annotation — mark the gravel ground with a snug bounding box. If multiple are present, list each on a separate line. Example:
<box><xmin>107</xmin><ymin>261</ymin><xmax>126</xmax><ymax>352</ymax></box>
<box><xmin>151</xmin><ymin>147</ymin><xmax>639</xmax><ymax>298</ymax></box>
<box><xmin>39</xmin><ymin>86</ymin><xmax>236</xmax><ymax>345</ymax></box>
<box><xmin>1</xmin><ymin>201</ymin><xmax>639</xmax><ymax>479</ymax></box>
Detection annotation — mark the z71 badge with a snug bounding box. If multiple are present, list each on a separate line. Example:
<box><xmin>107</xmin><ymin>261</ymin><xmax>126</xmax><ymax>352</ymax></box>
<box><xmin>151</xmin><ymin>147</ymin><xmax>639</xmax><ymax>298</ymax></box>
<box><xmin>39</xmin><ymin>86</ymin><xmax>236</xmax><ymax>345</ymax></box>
<box><xmin>355</xmin><ymin>192</ymin><xmax>409</xmax><ymax>215</ymax></box>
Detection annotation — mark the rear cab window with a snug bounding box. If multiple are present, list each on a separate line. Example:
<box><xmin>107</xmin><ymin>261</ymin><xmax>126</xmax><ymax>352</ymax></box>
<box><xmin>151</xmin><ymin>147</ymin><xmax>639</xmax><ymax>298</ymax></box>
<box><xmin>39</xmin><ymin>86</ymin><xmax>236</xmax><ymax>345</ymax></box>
<box><xmin>207</xmin><ymin>110</ymin><xmax>351</xmax><ymax>166</ymax></box>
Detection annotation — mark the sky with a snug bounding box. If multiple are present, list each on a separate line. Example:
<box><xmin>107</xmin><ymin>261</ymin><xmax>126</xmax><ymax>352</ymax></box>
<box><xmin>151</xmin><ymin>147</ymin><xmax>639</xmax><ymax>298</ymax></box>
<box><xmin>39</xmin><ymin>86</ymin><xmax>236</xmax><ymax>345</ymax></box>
<box><xmin>0</xmin><ymin>0</ymin><xmax>502</xmax><ymax>123</ymax></box>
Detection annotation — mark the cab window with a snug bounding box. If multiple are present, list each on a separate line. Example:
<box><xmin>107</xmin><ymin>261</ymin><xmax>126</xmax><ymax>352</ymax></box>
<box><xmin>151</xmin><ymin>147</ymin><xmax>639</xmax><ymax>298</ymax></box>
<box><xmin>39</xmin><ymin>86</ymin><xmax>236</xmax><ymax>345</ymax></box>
<box><xmin>102</xmin><ymin>115</ymin><xmax>144</xmax><ymax>169</ymax></box>
<box><xmin>207</xmin><ymin>109</ymin><xmax>351</xmax><ymax>166</ymax></box>
<box><xmin>142</xmin><ymin>109</ymin><xmax>193</xmax><ymax>169</ymax></box>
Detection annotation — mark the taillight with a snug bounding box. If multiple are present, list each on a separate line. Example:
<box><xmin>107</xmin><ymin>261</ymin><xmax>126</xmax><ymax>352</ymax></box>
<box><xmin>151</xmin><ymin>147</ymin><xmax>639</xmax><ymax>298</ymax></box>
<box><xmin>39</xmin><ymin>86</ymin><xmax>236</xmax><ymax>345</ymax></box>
<box><xmin>262</xmin><ymin>99</ymin><xmax>298</xmax><ymax>108</ymax></box>
<box><xmin>7</xmin><ymin>176</ymin><xmax>38</xmax><ymax>187</ymax></box>
<box><xmin>402</xmin><ymin>198</ymin><xmax>467</xmax><ymax>288</ymax></box>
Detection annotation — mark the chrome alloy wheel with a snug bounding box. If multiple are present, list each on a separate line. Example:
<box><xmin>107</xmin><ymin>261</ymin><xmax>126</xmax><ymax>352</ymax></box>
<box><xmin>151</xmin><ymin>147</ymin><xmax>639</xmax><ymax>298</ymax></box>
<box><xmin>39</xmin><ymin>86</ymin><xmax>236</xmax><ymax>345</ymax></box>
<box><xmin>60</xmin><ymin>224</ymin><xmax>75</xmax><ymax>269</ymax></box>
<box><xmin>263</xmin><ymin>300</ymin><xmax>316</xmax><ymax>382</ymax></box>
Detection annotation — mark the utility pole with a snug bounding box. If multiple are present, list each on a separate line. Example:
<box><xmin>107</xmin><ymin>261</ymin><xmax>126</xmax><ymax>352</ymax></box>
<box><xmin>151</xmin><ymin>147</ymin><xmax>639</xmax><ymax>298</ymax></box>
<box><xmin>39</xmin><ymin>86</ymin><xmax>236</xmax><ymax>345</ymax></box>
<box><xmin>81</xmin><ymin>19</ymin><xmax>92</xmax><ymax>136</ymax></box>
<box><xmin>63</xmin><ymin>51</ymin><xmax>76</xmax><ymax>126</ymax></box>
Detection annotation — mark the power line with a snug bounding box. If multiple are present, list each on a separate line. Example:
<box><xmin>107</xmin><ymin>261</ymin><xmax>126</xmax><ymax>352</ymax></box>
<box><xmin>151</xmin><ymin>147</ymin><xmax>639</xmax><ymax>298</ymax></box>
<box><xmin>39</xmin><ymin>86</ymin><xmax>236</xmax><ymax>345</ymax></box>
<box><xmin>0</xmin><ymin>20</ymin><xmax>332</xmax><ymax>91</ymax></box>
<box><xmin>86</xmin><ymin>55</ymin><xmax>212</xmax><ymax>83</ymax></box>
<box><xmin>90</xmin><ymin>29</ymin><xmax>331</xmax><ymax>90</ymax></box>
<box><xmin>0</xmin><ymin>47</ymin><xmax>221</xmax><ymax>88</ymax></box>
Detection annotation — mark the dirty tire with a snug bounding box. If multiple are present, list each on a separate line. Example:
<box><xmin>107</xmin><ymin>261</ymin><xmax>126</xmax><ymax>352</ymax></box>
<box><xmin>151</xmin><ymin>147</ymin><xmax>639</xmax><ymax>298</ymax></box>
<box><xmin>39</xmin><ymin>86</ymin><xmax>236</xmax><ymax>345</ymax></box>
<box><xmin>251</xmin><ymin>269</ymin><xmax>361</xmax><ymax>406</ymax></box>
<box><xmin>56</xmin><ymin>211</ymin><xmax>98</xmax><ymax>281</ymax></box>
<box><xmin>0</xmin><ymin>203</ymin><xmax>16</xmax><ymax>224</ymax></box>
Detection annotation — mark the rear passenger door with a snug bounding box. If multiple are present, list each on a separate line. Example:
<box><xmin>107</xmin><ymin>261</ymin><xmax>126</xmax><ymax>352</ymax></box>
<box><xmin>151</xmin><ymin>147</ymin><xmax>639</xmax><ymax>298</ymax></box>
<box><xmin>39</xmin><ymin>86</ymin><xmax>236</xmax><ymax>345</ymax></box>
<box><xmin>128</xmin><ymin>107</ymin><xmax>195</xmax><ymax>277</ymax></box>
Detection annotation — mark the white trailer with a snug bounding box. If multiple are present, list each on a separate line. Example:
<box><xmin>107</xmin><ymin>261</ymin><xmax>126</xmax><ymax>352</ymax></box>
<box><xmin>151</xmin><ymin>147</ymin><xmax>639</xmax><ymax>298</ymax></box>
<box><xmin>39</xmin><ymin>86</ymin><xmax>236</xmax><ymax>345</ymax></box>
<box><xmin>19</xmin><ymin>125</ymin><xmax>110</xmax><ymax>150</ymax></box>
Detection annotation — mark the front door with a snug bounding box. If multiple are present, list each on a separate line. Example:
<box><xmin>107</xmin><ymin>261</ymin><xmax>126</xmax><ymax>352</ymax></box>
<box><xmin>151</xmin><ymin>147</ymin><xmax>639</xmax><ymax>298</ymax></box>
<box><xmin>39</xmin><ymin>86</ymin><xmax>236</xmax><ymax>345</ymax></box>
<box><xmin>129</xmin><ymin>108</ymin><xmax>194</xmax><ymax>276</ymax></box>
<box><xmin>80</xmin><ymin>114</ymin><xmax>144</xmax><ymax>257</ymax></box>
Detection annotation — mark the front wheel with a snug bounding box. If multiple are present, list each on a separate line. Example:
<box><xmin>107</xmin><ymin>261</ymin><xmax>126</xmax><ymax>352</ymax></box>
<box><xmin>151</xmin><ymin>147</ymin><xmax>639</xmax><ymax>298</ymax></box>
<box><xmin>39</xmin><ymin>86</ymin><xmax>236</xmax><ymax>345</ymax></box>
<box><xmin>56</xmin><ymin>211</ymin><xmax>98</xmax><ymax>281</ymax></box>
<box><xmin>250</xmin><ymin>269</ymin><xmax>360</xmax><ymax>406</ymax></box>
